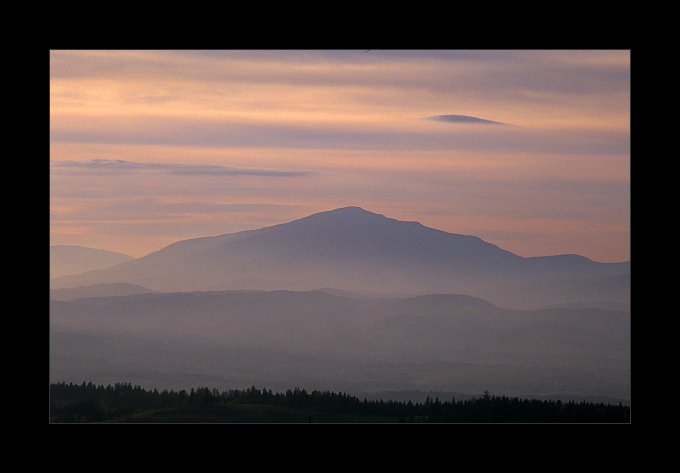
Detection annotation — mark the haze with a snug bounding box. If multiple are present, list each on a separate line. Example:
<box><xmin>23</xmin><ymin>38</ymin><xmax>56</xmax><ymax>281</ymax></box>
<box><xmin>50</xmin><ymin>50</ymin><xmax>630</xmax><ymax>262</ymax></box>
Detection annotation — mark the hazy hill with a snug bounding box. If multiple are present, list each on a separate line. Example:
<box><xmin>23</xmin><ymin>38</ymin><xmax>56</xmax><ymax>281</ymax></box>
<box><xmin>50</xmin><ymin>245</ymin><xmax>134</xmax><ymax>278</ymax></box>
<box><xmin>50</xmin><ymin>207</ymin><xmax>629</xmax><ymax>308</ymax></box>
<box><xmin>49</xmin><ymin>289</ymin><xmax>630</xmax><ymax>401</ymax></box>
<box><xmin>49</xmin><ymin>283</ymin><xmax>157</xmax><ymax>301</ymax></box>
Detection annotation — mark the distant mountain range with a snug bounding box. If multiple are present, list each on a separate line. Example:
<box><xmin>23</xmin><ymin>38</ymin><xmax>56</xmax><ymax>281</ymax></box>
<box><xmin>50</xmin><ymin>245</ymin><xmax>134</xmax><ymax>278</ymax></box>
<box><xmin>49</xmin><ymin>207</ymin><xmax>631</xmax><ymax>401</ymax></box>
<box><xmin>50</xmin><ymin>206</ymin><xmax>629</xmax><ymax>309</ymax></box>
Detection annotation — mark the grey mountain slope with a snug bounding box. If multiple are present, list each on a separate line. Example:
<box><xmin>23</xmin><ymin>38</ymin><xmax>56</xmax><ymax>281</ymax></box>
<box><xmin>50</xmin><ymin>206</ymin><xmax>629</xmax><ymax>308</ymax></box>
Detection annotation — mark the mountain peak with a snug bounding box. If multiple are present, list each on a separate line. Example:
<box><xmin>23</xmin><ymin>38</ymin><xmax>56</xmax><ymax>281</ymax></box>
<box><xmin>315</xmin><ymin>206</ymin><xmax>373</xmax><ymax>216</ymax></box>
<box><xmin>292</xmin><ymin>206</ymin><xmax>386</xmax><ymax>225</ymax></box>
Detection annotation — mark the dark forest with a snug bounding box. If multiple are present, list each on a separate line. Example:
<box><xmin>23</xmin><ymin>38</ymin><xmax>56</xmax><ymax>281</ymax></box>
<box><xmin>50</xmin><ymin>381</ymin><xmax>630</xmax><ymax>423</ymax></box>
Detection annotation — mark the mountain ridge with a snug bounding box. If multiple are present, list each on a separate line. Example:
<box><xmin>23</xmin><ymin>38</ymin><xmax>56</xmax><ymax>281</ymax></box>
<box><xmin>50</xmin><ymin>206</ymin><xmax>629</xmax><ymax>308</ymax></box>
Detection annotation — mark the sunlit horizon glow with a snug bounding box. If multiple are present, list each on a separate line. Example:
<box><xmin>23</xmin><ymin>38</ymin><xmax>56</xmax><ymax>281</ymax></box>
<box><xmin>50</xmin><ymin>50</ymin><xmax>630</xmax><ymax>262</ymax></box>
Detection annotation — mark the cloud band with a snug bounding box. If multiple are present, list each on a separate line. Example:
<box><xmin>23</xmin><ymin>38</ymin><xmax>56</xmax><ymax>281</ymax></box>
<box><xmin>51</xmin><ymin>159</ymin><xmax>315</xmax><ymax>178</ymax></box>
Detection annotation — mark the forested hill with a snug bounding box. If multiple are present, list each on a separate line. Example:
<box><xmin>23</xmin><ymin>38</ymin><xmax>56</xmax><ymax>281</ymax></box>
<box><xmin>49</xmin><ymin>382</ymin><xmax>631</xmax><ymax>423</ymax></box>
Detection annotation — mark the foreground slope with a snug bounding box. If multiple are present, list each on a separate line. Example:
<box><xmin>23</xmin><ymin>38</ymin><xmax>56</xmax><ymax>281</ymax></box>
<box><xmin>50</xmin><ymin>207</ymin><xmax>629</xmax><ymax>308</ymax></box>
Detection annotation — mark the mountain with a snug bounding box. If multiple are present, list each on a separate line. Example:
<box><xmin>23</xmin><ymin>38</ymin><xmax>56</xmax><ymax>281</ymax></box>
<box><xmin>49</xmin><ymin>206</ymin><xmax>629</xmax><ymax>308</ymax></box>
<box><xmin>49</xmin><ymin>289</ymin><xmax>631</xmax><ymax>400</ymax></box>
<box><xmin>50</xmin><ymin>245</ymin><xmax>135</xmax><ymax>278</ymax></box>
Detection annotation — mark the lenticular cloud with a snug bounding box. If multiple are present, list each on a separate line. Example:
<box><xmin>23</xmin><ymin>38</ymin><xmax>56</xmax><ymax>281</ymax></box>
<box><xmin>424</xmin><ymin>114</ymin><xmax>507</xmax><ymax>125</ymax></box>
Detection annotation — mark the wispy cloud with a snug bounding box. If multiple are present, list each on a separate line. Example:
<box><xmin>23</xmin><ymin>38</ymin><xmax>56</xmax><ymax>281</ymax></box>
<box><xmin>51</xmin><ymin>159</ymin><xmax>315</xmax><ymax>178</ymax></box>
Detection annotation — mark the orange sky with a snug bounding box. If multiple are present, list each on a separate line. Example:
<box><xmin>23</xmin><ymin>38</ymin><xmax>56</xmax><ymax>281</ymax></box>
<box><xmin>50</xmin><ymin>50</ymin><xmax>630</xmax><ymax>262</ymax></box>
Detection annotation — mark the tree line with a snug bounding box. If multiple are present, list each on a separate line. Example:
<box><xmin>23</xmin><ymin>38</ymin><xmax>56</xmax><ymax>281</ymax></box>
<box><xmin>49</xmin><ymin>381</ymin><xmax>630</xmax><ymax>423</ymax></box>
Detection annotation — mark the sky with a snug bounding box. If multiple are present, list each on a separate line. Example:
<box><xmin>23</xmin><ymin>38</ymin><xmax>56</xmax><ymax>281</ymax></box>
<box><xmin>50</xmin><ymin>50</ymin><xmax>630</xmax><ymax>262</ymax></box>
